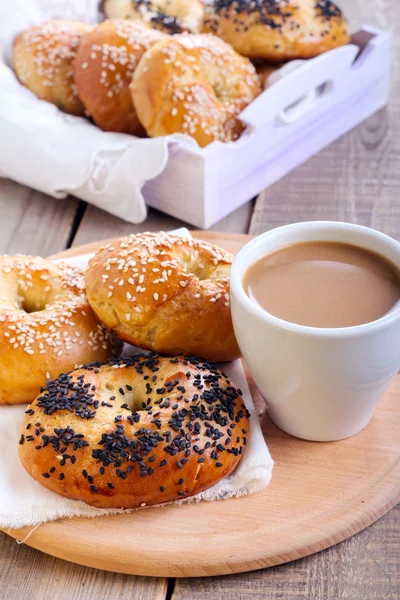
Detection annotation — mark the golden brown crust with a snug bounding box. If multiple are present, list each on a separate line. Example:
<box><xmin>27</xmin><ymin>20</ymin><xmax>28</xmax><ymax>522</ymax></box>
<box><xmin>103</xmin><ymin>0</ymin><xmax>205</xmax><ymax>34</ymax></box>
<box><xmin>0</xmin><ymin>256</ymin><xmax>119</xmax><ymax>405</ymax></box>
<box><xmin>85</xmin><ymin>232</ymin><xmax>241</xmax><ymax>362</ymax></box>
<box><xmin>130</xmin><ymin>33</ymin><xmax>261</xmax><ymax>147</ymax></box>
<box><xmin>13</xmin><ymin>19</ymin><xmax>94</xmax><ymax>116</ymax></box>
<box><xmin>19</xmin><ymin>354</ymin><xmax>250</xmax><ymax>508</ymax></box>
<box><xmin>74</xmin><ymin>19</ymin><xmax>166</xmax><ymax>134</ymax></box>
<box><xmin>202</xmin><ymin>0</ymin><xmax>350</xmax><ymax>61</ymax></box>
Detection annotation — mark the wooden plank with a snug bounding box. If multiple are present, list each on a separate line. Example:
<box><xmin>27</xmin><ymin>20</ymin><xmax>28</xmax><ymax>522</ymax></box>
<box><xmin>0</xmin><ymin>179</ymin><xmax>79</xmax><ymax>256</ymax></box>
<box><xmin>0</xmin><ymin>532</ymin><xmax>167</xmax><ymax>600</ymax></box>
<box><xmin>250</xmin><ymin>0</ymin><xmax>400</xmax><ymax>239</ymax></box>
<box><xmin>171</xmin><ymin>506</ymin><xmax>400</xmax><ymax>600</ymax></box>
<box><xmin>71</xmin><ymin>200</ymin><xmax>254</xmax><ymax>248</ymax></box>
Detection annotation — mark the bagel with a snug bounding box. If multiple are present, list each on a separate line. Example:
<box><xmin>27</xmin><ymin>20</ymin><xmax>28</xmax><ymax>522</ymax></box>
<box><xmin>74</xmin><ymin>19</ymin><xmax>165</xmax><ymax>134</ymax></box>
<box><xmin>130</xmin><ymin>33</ymin><xmax>261</xmax><ymax>146</ymax></box>
<box><xmin>0</xmin><ymin>256</ymin><xmax>119</xmax><ymax>404</ymax></box>
<box><xmin>102</xmin><ymin>0</ymin><xmax>205</xmax><ymax>34</ymax></box>
<box><xmin>13</xmin><ymin>19</ymin><xmax>94</xmax><ymax>116</ymax></box>
<box><xmin>202</xmin><ymin>0</ymin><xmax>350</xmax><ymax>62</ymax></box>
<box><xmin>85</xmin><ymin>232</ymin><xmax>241</xmax><ymax>362</ymax></box>
<box><xmin>19</xmin><ymin>353</ymin><xmax>250</xmax><ymax>508</ymax></box>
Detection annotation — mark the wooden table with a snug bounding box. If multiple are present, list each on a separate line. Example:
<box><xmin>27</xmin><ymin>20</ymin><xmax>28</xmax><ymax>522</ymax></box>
<box><xmin>1</xmin><ymin>1</ymin><xmax>399</xmax><ymax>598</ymax></box>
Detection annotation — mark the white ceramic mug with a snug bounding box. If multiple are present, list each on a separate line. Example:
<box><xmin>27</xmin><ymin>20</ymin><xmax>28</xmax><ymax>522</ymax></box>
<box><xmin>230</xmin><ymin>222</ymin><xmax>400</xmax><ymax>441</ymax></box>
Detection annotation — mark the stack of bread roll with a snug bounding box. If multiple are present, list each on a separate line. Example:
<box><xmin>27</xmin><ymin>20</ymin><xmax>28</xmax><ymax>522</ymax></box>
<box><xmin>1</xmin><ymin>232</ymin><xmax>251</xmax><ymax>509</ymax></box>
<box><xmin>13</xmin><ymin>0</ymin><xmax>349</xmax><ymax>147</ymax></box>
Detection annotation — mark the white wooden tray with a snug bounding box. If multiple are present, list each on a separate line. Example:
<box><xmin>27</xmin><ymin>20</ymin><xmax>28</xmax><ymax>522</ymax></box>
<box><xmin>144</xmin><ymin>26</ymin><xmax>391</xmax><ymax>228</ymax></box>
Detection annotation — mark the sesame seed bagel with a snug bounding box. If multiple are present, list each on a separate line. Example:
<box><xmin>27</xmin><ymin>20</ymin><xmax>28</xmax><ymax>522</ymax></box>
<box><xmin>85</xmin><ymin>232</ymin><xmax>241</xmax><ymax>362</ymax></box>
<box><xmin>19</xmin><ymin>354</ymin><xmax>250</xmax><ymax>508</ymax></box>
<box><xmin>74</xmin><ymin>19</ymin><xmax>165</xmax><ymax>134</ymax></box>
<box><xmin>13</xmin><ymin>19</ymin><xmax>94</xmax><ymax>116</ymax></box>
<box><xmin>0</xmin><ymin>256</ymin><xmax>119</xmax><ymax>405</ymax></box>
<box><xmin>130</xmin><ymin>33</ymin><xmax>261</xmax><ymax>147</ymax></box>
<box><xmin>103</xmin><ymin>0</ymin><xmax>205</xmax><ymax>34</ymax></box>
<box><xmin>202</xmin><ymin>0</ymin><xmax>350</xmax><ymax>62</ymax></box>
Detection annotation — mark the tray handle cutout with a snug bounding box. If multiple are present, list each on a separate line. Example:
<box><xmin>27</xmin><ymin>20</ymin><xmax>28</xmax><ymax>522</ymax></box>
<box><xmin>277</xmin><ymin>80</ymin><xmax>333</xmax><ymax>125</ymax></box>
<box><xmin>240</xmin><ymin>44</ymin><xmax>359</xmax><ymax>130</ymax></box>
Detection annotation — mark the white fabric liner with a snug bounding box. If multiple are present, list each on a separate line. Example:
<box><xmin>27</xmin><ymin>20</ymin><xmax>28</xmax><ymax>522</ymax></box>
<box><xmin>0</xmin><ymin>0</ymin><xmax>198</xmax><ymax>225</ymax></box>
<box><xmin>0</xmin><ymin>229</ymin><xmax>273</xmax><ymax>529</ymax></box>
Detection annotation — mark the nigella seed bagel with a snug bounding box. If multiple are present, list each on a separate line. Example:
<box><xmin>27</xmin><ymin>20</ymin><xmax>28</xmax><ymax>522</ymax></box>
<box><xmin>74</xmin><ymin>19</ymin><xmax>166</xmax><ymax>134</ymax></box>
<box><xmin>13</xmin><ymin>19</ymin><xmax>94</xmax><ymax>116</ymax></box>
<box><xmin>85</xmin><ymin>232</ymin><xmax>241</xmax><ymax>362</ymax></box>
<box><xmin>130</xmin><ymin>33</ymin><xmax>261</xmax><ymax>147</ymax></box>
<box><xmin>0</xmin><ymin>255</ymin><xmax>119</xmax><ymax>404</ymax></box>
<box><xmin>103</xmin><ymin>0</ymin><xmax>205</xmax><ymax>34</ymax></box>
<box><xmin>19</xmin><ymin>354</ymin><xmax>250</xmax><ymax>508</ymax></box>
<box><xmin>202</xmin><ymin>0</ymin><xmax>350</xmax><ymax>62</ymax></box>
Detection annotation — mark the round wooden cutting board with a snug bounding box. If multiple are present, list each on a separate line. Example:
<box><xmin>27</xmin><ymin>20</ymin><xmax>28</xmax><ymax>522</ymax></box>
<box><xmin>4</xmin><ymin>231</ymin><xmax>400</xmax><ymax>578</ymax></box>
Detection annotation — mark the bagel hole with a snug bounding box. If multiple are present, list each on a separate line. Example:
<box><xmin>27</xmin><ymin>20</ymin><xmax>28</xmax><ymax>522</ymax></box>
<box><xmin>180</xmin><ymin>257</ymin><xmax>230</xmax><ymax>281</ymax></box>
<box><xmin>18</xmin><ymin>283</ymin><xmax>53</xmax><ymax>313</ymax></box>
<box><xmin>112</xmin><ymin>379</ymin><xmax>150</xmax><ymax>413</ymax></box>
<box><xmin>20</xmin><ymin>297</ymin><xmax>46</xmax><ymax>314</ymax></box>
<box><xmin>125</xmin><ymin>383</ymin><xmax>149</xmax><ymax>413</ymax></box>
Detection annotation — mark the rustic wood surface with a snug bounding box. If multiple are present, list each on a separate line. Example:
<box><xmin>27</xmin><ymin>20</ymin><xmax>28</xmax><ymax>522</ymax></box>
<box><xmin>1</xmin><ymin>0</ymin><xmax>399</xmax><ymax>596</ymax></box>
<box><xmin>5</xmin><ymin>272</ymin><xmax>400</xmax><ymax>580</ymax></box>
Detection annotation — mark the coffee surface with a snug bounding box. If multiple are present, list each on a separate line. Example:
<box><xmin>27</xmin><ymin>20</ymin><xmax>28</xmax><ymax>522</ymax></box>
<box><xmin>244</xmin><ymin>241</ymin><xmax>400</xmax><ymax>328</ymax></box>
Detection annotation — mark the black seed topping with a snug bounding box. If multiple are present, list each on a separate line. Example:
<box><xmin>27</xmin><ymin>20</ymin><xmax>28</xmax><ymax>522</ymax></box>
<box><xmin>36</xmin><ymin>372</ymin><xmax>100</xmax><ymax>419</ymax></box>
<box><xmin>27</xmin><ymin>353</ymin><xmax>248</xmax><ymax>501</ymax></box>
<box><xmin>160</xmin><ymin>485</ymin><xmax>165</xmax><ymax>492</ymax></box>
<box><xmin>41</xmin><ymin>425</ymin><xmax>88</xmax><ymax>453</ymax></box>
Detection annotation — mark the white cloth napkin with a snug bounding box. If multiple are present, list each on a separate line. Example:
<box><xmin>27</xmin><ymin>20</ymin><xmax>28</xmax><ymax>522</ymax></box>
<box><xmin>0</xmin><ymin>0</ymin><xmax>197</xmax><ymax>225</ymax></box>
<box><xmin>0</xmin><ymin>232</ymin><xmax>273</xmax><ymax>529</ymax></box>
<box><xmin>0</xmin><ymin>0</ymin><xmax>295</xmax><ymax>226</ymax></box>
